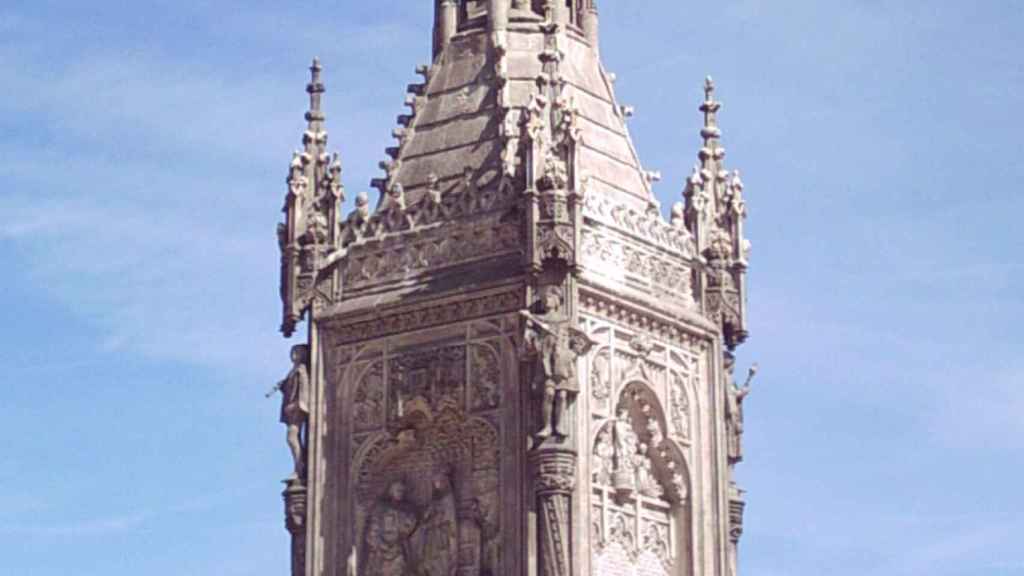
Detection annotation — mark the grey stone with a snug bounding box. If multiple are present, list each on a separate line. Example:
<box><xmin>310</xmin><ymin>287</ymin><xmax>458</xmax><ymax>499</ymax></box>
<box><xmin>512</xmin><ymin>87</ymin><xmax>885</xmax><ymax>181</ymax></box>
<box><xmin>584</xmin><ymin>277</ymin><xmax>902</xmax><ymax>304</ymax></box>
<box><xmin>270</xmin><ymin>4</ymin><xmax>756</xmax><ymax>576</ymax></box>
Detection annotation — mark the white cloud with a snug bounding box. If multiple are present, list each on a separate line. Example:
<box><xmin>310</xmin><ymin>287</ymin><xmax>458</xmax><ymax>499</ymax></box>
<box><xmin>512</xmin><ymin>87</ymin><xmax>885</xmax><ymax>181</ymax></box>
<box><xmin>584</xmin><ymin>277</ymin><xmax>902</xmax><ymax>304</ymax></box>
<box><xmin>0</xmin><ymin>511</ymin><xmax>150</xmax><ymax>537</ymax></box>
<box><xmin>0</xmin><ymin>6</ymin><xmax>440</xmax><ymax>382</ymax></box>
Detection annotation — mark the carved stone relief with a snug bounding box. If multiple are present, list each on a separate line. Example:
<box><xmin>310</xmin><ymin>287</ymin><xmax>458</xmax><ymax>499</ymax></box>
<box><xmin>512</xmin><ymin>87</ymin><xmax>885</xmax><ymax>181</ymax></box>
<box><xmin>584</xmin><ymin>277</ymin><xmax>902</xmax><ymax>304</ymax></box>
<box><xmin>387</xmin><ymin>345</ymin><xmax>466</xmax><ymax>424</ymax></box>
<box><xmin>341</xmin><ymin>166</ymin><xmax>519</xmax><ymax>250</ymax></box>
<box><xmin>591</xmin><ymin>383</ymin><xmax>691</xmax><ymax>576</ymax></box>
<box><xmin>469</xmin><ymin>342</ymin><xmax>502</xmax><ymax>412</ymax></box>
<box><xmin>354</xmin><ymin>403</ymin><xmax>501</xmax><ymax>576</ymax></box>
<box><xmin>581</xmin><ymin>228</ymin><xmax>696</xmax><ymax>309</ymax></box>
<box><xmin>590</xmin><ymin>347</ymin><xmax>612</xmax><ymax>413</ymax></box>
<box><xmin>327</xmin><ymin>289</ymin><xmax>521</xmax><ymax>345</ymax></box>
<box><xmin>341</xmin><ymin>334</ymin><xmax>509</xmax><ymax>576</ymax></box>
<box><xmin>579</xmin><ymin>293</ymin><xmax>709</xmax><ymax>352</ymax></box>
<box><xmin>353</xmin><ymin>361</ymin><xmax>386</xmax><ymax>432</ymax></box>
<box><xmin>667</xmin><ymin>371</ymin><xmax>691</xmax><ymax>444</ymax></box>
<box><xmin>581</xmin><ymin>190</ymin><xmax>695</xmax><ymax>259</ymax></box>
<box><xmin>344</xmin><ymin>219</ymin><xmax>522</xmax><ymax>291</ymax></box>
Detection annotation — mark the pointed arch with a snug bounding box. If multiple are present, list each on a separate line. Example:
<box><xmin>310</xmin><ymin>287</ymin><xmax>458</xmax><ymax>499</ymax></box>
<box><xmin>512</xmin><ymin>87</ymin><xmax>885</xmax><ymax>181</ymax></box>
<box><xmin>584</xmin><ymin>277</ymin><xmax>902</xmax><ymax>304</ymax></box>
<box><xmin>590</xmin><ymin>380</ymin><xmax>694</xmax><ymax>576</ymax></box>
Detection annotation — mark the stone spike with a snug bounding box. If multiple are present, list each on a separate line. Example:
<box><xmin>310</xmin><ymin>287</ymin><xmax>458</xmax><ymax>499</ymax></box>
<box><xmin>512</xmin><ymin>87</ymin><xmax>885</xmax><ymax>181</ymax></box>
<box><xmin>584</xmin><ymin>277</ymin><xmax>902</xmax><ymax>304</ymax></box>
<box><xmin>700</xmin><ymin>75</ymin><xmax>722</xmax><ymax>147</ymax></box>
<box><xmin>305</xmin><ymin>57</ymin><xmax>325</xmax><ymax>127</ymax></box>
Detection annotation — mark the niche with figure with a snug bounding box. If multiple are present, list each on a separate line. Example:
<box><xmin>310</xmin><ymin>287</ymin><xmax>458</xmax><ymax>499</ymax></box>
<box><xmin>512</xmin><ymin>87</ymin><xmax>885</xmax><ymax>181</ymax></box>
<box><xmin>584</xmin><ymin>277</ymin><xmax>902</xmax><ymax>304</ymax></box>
<box><xmin>591</xmin><ymin>382</ymin><xmax>692</xmax><ymax>576</ymax></box>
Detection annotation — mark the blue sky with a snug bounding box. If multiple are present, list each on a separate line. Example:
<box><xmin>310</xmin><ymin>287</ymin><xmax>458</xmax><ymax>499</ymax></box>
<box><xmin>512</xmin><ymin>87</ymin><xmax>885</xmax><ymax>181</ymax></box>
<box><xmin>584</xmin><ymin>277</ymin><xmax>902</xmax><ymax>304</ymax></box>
<box><xmin>1</xmin><ymin>1</ymin><xmax>1021</xmax><ymax>575</ymax></box>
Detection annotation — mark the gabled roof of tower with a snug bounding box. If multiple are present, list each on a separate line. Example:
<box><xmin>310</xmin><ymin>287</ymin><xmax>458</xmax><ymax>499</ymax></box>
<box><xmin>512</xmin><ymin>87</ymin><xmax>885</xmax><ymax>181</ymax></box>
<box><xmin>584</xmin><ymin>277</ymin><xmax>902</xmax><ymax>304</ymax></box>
<box><xmin>368</xmin><ymin>16</ymin><xmax>656</xmax><ymax>215</ymax></box>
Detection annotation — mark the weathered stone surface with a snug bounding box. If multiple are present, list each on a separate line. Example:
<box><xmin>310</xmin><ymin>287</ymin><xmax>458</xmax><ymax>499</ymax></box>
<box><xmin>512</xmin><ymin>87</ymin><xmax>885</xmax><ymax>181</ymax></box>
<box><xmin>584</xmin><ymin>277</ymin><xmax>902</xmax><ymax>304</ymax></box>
<box><xmin>270</xmin><ymin>4</ymin><xmax>756</xmax><ymax>576</ymax></box>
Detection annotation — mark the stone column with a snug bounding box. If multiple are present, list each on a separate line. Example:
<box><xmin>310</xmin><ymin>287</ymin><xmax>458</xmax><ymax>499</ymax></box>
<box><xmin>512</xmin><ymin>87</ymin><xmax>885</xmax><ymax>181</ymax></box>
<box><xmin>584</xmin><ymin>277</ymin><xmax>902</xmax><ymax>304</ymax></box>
<box><xmin>531</xmin><ymin>448</ymin><xmax>577</xmax><ymax>576</ymax></box>
<box><xmin>489</xmin><ymin>0</ymin><xmax>509</xmax><ymax>32</ymax></box>
<box><xmin>435</xmin><ymin>0</ymin><xmax>458</xmax><ymax>58</ymax></box>
<box><xmin>548</xmin><ymin>0</ymin><xmax>569</xmax><ymax>25</ymax></box>
<box><xmin>583</xmin><ymin>5</ymin><xmax>599</xmax><ymax>52</ymax></box>
<box><xmin>283</xmin><ymin>478</ymin><xmax>308</xmax><ymax>576</ymax></box>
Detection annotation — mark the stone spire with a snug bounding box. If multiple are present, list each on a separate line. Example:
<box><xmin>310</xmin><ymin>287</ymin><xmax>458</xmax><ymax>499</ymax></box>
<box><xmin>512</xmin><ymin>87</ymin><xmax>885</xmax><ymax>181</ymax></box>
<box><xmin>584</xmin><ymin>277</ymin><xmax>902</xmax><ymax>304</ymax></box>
<box><xmin>306</xmin><ymin>58</ymin><xmax>325</xmax><ymax>133</ymax></box>
<box><xmin>683</xmin><ymin>76</ymin><xmax>750</xmax><ymax>348</ymax></box>
<box><xmin>277</xmin><ymin>58</ymin><xmax>344</xmax><ymax>337</ymax></box>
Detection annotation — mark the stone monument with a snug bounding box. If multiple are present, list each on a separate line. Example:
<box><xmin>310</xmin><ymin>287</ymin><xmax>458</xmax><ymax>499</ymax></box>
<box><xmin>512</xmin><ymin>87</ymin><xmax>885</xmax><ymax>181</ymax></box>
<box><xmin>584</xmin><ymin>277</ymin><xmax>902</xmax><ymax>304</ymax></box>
<box><xmin>271</xmin><ymin>3</ymin><xmax>756</xmax><ymax>576</ymax></box>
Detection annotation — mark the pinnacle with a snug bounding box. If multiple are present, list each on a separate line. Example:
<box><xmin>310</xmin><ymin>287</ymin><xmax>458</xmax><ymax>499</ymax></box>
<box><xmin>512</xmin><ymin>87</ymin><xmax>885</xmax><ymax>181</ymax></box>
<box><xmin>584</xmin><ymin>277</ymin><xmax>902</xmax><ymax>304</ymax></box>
<box><xmin>704</xmin><ymin>76</ymin><xmax>716</xmax><ymax>100</ymax></box>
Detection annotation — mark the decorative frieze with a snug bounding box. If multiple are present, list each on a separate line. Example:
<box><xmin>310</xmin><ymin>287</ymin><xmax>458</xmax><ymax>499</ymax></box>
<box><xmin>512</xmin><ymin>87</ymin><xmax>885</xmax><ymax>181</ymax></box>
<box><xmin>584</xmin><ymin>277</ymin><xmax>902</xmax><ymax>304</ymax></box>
<box><xmin>326</xmin><ymin>290</ymin><xmax>522</xmax><ymax>345</ymax></box>
<box><xmin>582</xmin><ymin>190</ymin><xmax>695</xmax><ymax>259</ymax></box>
<box><xmin>580</xmin><ymin>290</ymin><xmax>710</xmax><ymax>351</ymax></box>
<box><xmin>581</xmin><ymin>228</ymin><xmax>696</xmax><ymax>309</ymax></box>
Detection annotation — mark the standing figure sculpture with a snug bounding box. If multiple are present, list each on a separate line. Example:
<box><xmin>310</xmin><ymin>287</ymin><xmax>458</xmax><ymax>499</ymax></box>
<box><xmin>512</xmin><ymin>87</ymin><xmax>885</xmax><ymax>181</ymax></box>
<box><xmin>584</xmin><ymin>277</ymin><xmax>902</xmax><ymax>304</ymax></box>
<box><xmin>269</xmin><ymin>344</ymin><xmax>311</xmax><ymax>480</ymax></box>
<box><xmin>724</xmin><ymin>354</ymin><xmax>757</xmax><ymax>465</ymax></box>
<box><xmin>418</xmin><ymin>470</ymin><xmax>458</xmax><ymax>576</ymax></box>
<box><xmin>361</xmin><ymin>480</ymin><xmax>420</xmax><ymax>576</ymax></box>
<box><xmin>522</xmin><ymin>286</ymin><xmax>595</xmax><ymax>442</ymax></box>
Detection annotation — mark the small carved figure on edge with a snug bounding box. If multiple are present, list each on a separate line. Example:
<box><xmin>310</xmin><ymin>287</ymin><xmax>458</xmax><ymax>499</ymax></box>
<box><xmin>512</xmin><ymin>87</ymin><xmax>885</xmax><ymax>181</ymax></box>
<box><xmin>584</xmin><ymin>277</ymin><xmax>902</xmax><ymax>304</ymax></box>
<box><xmin>724</xmin><ymin>353</ymin><xmax>758</xmax><ymax>465</ymax></box>
<box><xmin>268</xmin><ymin>344</ymin><xmax>311</xmax><ymax>480</ymax></box>
<box><xmin>521</xmin><ymin>286</ymin><xmax>595</xmax><ymax>443</ymax></box>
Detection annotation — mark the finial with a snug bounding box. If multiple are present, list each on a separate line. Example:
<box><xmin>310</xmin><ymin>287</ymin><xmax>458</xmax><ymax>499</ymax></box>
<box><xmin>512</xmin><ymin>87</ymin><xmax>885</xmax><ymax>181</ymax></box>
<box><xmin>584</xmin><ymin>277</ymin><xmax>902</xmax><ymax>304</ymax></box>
<box><xmin>310</xmin><ymin>58</ymin><xmax>322</xmax><ymax>84</ymax></box>
<box><xmin>306</xmin><ymin>57</ymin><xmax>325</xmax><ymax>124</ymax></box>
<box><xmin>700</xmin><ymin>76</ymin><xmax>722</xmax><ymax>146</ymax></box>
<box><xmin>704</xmin><ymin>76</ymin><xmax>716</xmax><ymax>101</ymax></box>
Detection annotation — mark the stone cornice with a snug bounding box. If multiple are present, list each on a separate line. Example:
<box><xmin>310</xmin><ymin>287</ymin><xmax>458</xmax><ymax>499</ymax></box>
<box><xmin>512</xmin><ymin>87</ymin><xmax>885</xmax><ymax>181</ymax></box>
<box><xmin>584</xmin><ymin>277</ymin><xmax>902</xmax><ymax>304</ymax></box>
<box><xmin>578</xmin><ymin>283</ymin><xmax>716</xmax><ymax>351</ymax></box>
<box><xmin>320</xmin><ymin>285</ymin><xmax>524</xmax><ymax>346</ymax></box>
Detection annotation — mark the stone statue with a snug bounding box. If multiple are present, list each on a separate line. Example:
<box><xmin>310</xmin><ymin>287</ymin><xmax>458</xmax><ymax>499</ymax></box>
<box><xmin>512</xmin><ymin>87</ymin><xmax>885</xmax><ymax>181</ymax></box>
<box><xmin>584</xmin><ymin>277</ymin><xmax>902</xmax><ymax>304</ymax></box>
<box><xmin>478</xmin><ymin>501</ymin><xmax>501</xmax><ymax>576</ymax></box>
<box><xmin>418</xmin><ymin>470</ymin><xmax>457</xmax><ymax>576</ymax></box>
<box><xmin>635</xmin><ymin>443</ymin><xmax>662</xmax><ymax>498</ymax></box>
<box><xmin>612</xmin><ymin>407</ymin><xmax>638</xmax><ymax>494</ymax></box>
<box><xmin>268</xmin><ymin>344</ymin><xmax>311</xmax><ymax>479</ymax></box>
<box><xmin>724</xmin><ymin>354</ymin><xmax>757</xmax><ymax>465</ymax></box>
<box><xmin>361</xmin><ymin>480</ymin><xmax>420</xmax><ymax>576</ymax></box>
<box><xmin>521</xmin><ymin>286</ymin><xmax>595</xmax><ymax>441</ymax></box>
<box><xmin>592</xmin><ymin>427</ymin><xmax>615</xmax><ymax>485</ymax></box>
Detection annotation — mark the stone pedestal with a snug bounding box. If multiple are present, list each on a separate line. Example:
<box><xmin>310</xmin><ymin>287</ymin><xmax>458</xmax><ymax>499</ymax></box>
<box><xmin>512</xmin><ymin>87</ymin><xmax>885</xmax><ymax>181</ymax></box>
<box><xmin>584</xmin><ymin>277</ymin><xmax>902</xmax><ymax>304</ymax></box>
<box><xmin>531</xmin><ymin>448</ymin><xmax>577</xmax><ymax>576</ymax></box>
<box><xmin>283</xmin><ymin>479</ymin><xmax>308</xmax><ymax>576</ymax></box>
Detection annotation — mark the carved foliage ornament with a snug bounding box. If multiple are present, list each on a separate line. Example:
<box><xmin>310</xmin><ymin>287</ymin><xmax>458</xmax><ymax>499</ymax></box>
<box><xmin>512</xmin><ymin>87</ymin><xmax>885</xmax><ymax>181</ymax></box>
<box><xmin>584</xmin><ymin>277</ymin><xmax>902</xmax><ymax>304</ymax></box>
<box><xmin>327</xmin><ymin>290</ymin><xmax>521</xmax><ymax>345</ymax></box>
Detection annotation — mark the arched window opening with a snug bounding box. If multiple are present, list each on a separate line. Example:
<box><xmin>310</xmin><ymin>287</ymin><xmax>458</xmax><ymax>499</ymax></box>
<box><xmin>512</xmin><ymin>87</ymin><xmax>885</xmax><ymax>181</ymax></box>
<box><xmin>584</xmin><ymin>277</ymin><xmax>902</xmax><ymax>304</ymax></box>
<box><xmin>591</xmin><ymin>383</ymin><xmax>691</xmax><ymax>576</ymax></box>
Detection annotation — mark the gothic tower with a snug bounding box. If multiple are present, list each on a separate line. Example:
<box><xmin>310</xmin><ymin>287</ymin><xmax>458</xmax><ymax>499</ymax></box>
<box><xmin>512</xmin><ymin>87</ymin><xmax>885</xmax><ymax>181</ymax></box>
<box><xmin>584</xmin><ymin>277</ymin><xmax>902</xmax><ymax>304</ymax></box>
<box><xmin>272</xmin><ymin>3</ymin><xmax>754</xmax><ymax>576</ymax></box>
